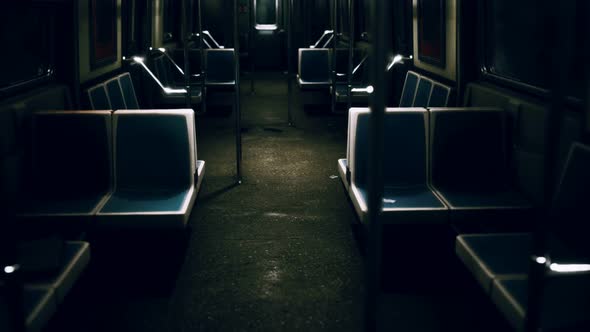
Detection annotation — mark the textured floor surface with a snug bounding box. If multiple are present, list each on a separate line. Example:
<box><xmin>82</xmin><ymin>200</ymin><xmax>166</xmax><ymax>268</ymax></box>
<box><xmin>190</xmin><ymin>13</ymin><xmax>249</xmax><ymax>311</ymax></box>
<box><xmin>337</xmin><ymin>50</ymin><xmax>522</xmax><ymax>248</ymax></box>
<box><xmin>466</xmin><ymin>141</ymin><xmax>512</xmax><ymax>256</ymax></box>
<box><xmin>46</xmin><ymin>72</ymin><xmax>510</xmax><ymax>332</ymax></box>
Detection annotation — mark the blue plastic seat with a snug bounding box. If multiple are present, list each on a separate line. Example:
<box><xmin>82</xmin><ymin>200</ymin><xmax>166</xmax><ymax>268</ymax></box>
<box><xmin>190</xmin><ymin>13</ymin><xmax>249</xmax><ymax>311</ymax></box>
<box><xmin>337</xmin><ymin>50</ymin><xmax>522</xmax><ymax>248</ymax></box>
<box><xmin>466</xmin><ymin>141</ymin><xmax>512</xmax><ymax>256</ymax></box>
<box><xmin>455</xmin><ymin>233</ymin><xmax>531</xmax><ymax>293</ymax></box>
<box><xmin>429</xmin><ymin>108</ymin><xmax>531</xmax><ymax>227</ymax></box>
<box><xmin>297</xmin><ymin>48</ymin><xmax>332</xmax><ymax>89</ymax></box>
<box><xmin>348</xmin><ymin>108</ymin><xmax>447</xmax><ymax>224</ymax></box>
<box><xmin>19</xmin><ymin>111</ymin><xmax>112</xmax><ymax>219</ymax></box>
<box><xmin>205</xmin><ymin>49</ymin><xmax>236</xmax><ymax>86</ymax></box>
<box><xmin>105</xmin><ymin>77</ymin><xmax>127</xmax><ymax>110</ymax></box>
<box><xmin>456</xmin><ymin>143</ymin><xmax>590</xmax><ymax>331</ymax></box>
<box><xmin>491</xmin><ymin>273</ymin><xmax>590</xmax><ymax>331</ymax></box>
<box><xmin>413</xmin><ymin>76</ymin><xmax>433</xmax><ymax>107</ymax></box>
<box><xmin>399</xmin><ymin>71</ymin><xmax>420</xmax><ymax>107</ymax></box>
<box><xmin>118</xmin><ymin>72</ymin><xmax>140</xmax><ymax>109</ymax></box>
<box><xmin>97</xmin><ymin>109</ymin><xmax>205</xmax><ymax>228</ymax></box>
<box><xmin>428</xmin><ymin>82</ymin><xmax>452</xmax><ymax>107</ymax></box>
<box><xmin>87</xmin><ymin>84</ymin><xmax>111</xmax><ymax>110</ymax></box>
<box><xmin>1</xmin><ymin>240</ymin><xmax>91</xmax><ymax>331</ymax></box>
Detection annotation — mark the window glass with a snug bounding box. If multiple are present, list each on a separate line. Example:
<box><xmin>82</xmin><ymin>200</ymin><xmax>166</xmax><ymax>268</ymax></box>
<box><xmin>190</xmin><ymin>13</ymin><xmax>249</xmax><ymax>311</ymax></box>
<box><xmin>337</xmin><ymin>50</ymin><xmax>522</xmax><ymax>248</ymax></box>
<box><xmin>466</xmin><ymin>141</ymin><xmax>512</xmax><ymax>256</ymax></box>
<box><xmin>163</xmin><ymin>0</ymin><xmax>181</xmax><ymax>42</ymax></box>
<box><xmin>256</xmin><ymin>0</ymin><xmax>277</xmax><ymax>26</ymax></box>
<box><xmin>0</xmin><ymin>6</ymin><xmax>52</xmax><ymax>90</ymax></box>
<box><xmin>485</xmin><ymin>0</ymin><xmax>587</xmax><ymax>100</ymax></box>
<box><xmin>485</xmin><ymin>0</ymin><xmax>547</xmax><ymax>88</ymax></box>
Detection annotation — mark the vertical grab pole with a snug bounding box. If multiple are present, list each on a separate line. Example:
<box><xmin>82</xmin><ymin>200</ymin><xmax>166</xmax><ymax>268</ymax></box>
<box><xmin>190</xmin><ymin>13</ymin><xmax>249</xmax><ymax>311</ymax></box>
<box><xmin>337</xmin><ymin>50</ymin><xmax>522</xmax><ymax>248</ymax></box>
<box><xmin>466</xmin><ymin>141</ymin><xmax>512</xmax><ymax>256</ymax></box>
<box><xmin>250</xmin><ymin>0</ymin><xmax>255</xmax><ymax>94</ymax></box>
<box><xmin>347</xmin><ymin>0</ymin><xmax>354</xmax><ymax>112</ymax></box>
<box><xmin>330</xmin><ymin>0</ymin><xmax>338</xmax><ymax>114</ymax></box>
<box><xmin>182</xmin><ymin>0</ymin><xmax>191</xmax><ymax>108</ymax></box>
<box><xmin>287</xmin><ymin>0</ymin><xmax>293</xmax><ymax>126</ymax></box>
<box><xmin>235</xmin><ymin>0</ymin><xmax>243</xmax><ymax>183</ymax></box>
<box><xmin>198</xmin><ymin>0</ymin><xmax>206</xmax><ymax>113</ymax></box>
<box><xmin>364</xmin><ymin>0</ymin><xmax>387</xmax><ymax>329</ymax></box>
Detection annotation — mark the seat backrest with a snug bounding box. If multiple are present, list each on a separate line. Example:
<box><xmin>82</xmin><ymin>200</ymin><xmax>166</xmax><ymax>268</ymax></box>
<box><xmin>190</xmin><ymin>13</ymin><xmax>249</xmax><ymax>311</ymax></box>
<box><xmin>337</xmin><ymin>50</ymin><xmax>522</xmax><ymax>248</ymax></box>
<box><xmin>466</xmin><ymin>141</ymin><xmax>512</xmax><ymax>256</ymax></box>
<box><xmin>399</xmin><ymin>71</ymin><xmax>420</xmax><ymax>107</ymax></box>
<box><xmin>298</xmin><ymin>48</ymin><xmax>331</xmax><ymax>84</ymax></box>
<box><xmin>0</xmin><ymin>85</ymin><xmax>72</xmax><ymax>198</ymax></box>
<box><xmin>113</xmin><ymin>109</ymin><xmax>195</xmax><ymax>191</ymax></box>
<box><xmin>428</xmin><ymin>82</ymin><xmax>452</xmax><ymax>107</ymax></box>
<box><xmin>87</xmin><ymin>84</ymin><xmax>111</xmax><ymax>110</ymax></box>
<box><xmin>205</xmin><ymin>49</ymin><xmax>236</xmax><ymax>84</ymax></box>
<box><xmin>117</xmin><ymin>73</ymin><xmax>139</xmax><ymax>109</ymax></box>
<box><xmin>413</xmin><ymin>76</ymin><xmax>433</xmax><ymax>107</ymax></box>
<box><xmin>31</xmin><ymin>111</ymin><xmax>112</xmax><ymax>198</ymax></box>
<box><xmin>105</xmin><ymin>77</ymin><xmax>127</xmax><ymax>110</ymax></box>
<box><xmin>429</xmin><ymin>107</ymin><xmax>508</xmax><ymax>191</ymax></box>
<box><xmin>352</xmin><ymin>108</ymin><xmax>428</xmax><ymax>190</ymax></box>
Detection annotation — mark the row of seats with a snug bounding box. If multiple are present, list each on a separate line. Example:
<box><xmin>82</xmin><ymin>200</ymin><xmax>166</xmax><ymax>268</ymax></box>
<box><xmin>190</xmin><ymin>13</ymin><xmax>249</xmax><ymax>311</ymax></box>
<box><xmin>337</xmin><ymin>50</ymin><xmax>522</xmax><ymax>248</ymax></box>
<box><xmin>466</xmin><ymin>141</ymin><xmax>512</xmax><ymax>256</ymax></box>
<box><xmin>456</xmin><ymin>142</ymin><xmax>590</xmax><ymax>330</ymax></box>
<box><xmin>87</xmin><ymin>73</ymin><xmax>139</xmax><ymax>110</ymax></box>
<box><xmin>297</xmin><ymin>50</ymin><xmax>453</xmax><ymax>110</ymax></box>
<box><xmin>18</xmin><ymin>109</ymin><xmax>205</xmax><ymax>229</ymax></box>
<box><xmin>338</xmin><ymin>107</ymin><xmax>531</xmax><ymax>230</ymax></box>
<box><xmin>400</xmin><ymin>71</ymin><xmax>452</xmax><ymax>108</ymax></box>
<box><xmin>337</xmin><ymin>75</ymin><xmax>590</xmax><ymax>329</ymax></box>
<box><xmin>1</xmin><ymin>239</ymin><xmax>90</xmax><ymax>332</ymax></box>
<box><xmin>152</xmin><ymin>49</ymin><xmax>236</xmax><ymax>106</ymax></box>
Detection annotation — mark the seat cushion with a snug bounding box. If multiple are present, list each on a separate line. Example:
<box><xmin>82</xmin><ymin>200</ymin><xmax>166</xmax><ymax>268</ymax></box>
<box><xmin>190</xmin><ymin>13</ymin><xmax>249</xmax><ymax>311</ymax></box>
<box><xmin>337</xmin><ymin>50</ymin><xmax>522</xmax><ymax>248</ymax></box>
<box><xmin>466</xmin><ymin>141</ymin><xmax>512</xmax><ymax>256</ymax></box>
<box><xmin>351</xmin><ymin>185</ymin><xmax>447</xmax><ymax>224</ymax></box>
<box><xmin>0</xmin><ymin>285</ymin><xmax>57</xmax><ymax>332</ymax></box>
<box><xmin>100</xmin><ymin>188</ymin><xmax>192</xmax><ymax>214</ymax></box>
<box><xmin>456</xmin><ymin>233</ymin><xmax>530</xmax><ymax>294</ymax></box>
<box><xmin>98</xmin><ymin>186</ymin><xmax>196</xmax><ymax>229</ymax></box>
<box><xmin>490</xmin><ymin>277</ymin><xmax>528</xmax><ymax>331</ymax></box>
<box><xmin>26</xmin><ymin>241</ymin><xmax>90</xmax><ymax>303</ymax></box>
<box><xmin>491</xmin><ymin>274</ymin><xmax>590</xmax><ymax>331</ymax></box>
<box><xmin>20</xmin><ymin>194</ymin><xmax>108</xmax><ymax>217</ymax></box>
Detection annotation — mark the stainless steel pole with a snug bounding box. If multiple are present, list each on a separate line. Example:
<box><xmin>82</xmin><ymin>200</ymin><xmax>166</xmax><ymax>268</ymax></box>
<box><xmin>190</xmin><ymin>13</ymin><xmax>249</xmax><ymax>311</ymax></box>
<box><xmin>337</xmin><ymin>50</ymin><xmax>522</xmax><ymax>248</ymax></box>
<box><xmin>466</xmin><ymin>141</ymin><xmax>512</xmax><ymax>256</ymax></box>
<box><xmin>182</xmin><ymin>0</ymin><xmax>191</xmax><ymax>108</ymax></box>
<box><xmin>364</xmin><ymin>0</ymin><xmax>387</xmax><ymax>329</ymax></box>
<box><xmin>287</xmin><ymin>0</ymin><xmax>293</xmax><ymax>126</ymax></box>
<box><xmin>235</xmin><ymin>0</ymin><xmax>243</xmax><ymax>183</ymax></box>
<box><xmin>347</xmin><ymin>0</ymin><xmax>354</xmax><ymax>111</ymax></box>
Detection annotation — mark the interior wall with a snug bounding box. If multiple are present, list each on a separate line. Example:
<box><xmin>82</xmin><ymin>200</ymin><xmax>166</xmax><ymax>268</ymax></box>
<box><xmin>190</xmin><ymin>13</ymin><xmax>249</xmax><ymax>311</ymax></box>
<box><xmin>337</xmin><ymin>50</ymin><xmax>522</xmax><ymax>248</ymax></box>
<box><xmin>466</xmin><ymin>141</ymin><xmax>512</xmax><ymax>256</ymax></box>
<box><xmin>412</xmin><ymin>0</ymin><xmax>457</xmax><ymax>81</ymax></box>
<box><xmin>78</xmin><ymin>0</ymin><xmax>123</xmax><ymax>84</ymax></box>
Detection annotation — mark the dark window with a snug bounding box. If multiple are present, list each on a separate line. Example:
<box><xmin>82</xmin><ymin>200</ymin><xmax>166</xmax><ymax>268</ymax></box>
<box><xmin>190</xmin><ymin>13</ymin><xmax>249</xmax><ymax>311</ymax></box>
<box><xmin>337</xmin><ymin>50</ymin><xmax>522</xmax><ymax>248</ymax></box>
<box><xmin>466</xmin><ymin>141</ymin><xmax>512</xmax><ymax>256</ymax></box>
<box><xmin>0</xmin><ymin>6</ymin><xmax>53</xmax><ymax>91</ymax></box>
<box><xmin>256</xmin><ymin>0</ymin><xmax>278</xmax><ymax>28</ymax></box>
<box><xmin>484</xmin><ymin>0</ymin><xmax>587</xmax><ymax>100</ymax></box>
<box><xmin>485</xmin><ymin>0</ymin><xmax>547</xmax><ymax>88</ymax></box>
<box><xmin>163</xmin><ymin>0</ymin><xmax>181</xmax><ymax>42</ymax></box>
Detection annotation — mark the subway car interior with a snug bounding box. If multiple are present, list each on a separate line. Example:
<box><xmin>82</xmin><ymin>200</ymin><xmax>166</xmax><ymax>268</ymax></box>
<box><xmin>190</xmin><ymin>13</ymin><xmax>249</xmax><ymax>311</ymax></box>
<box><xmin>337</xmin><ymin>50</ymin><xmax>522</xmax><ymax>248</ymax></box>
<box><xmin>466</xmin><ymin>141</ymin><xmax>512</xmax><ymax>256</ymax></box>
<box><xmin>1</xmin><ymin>0</ymin><xmax>590</xmax><ymax>331</ymax></box>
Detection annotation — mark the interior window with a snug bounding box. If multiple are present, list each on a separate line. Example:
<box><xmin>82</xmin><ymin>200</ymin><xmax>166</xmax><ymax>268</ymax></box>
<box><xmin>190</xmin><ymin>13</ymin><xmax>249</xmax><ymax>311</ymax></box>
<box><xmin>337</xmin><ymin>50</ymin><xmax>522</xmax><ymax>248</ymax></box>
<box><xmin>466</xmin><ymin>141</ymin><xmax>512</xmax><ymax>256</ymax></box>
<box><xmin>485</xmin><ymin>0</ymin><xmax>547</xmax><ymax>89</ymax></box>
<box><xmin>0</xmin><ymin>6</ymin><xmax>53</xmax><ymax>91</ymax></box>
<box><xmin>484</xmin><ymin>0</ymin><xmax>587</xmax><ymax>100</ymax></box>
<box><xmin>255</xmin><ymin>0</ymin><xmax>278</xmax><ymax>30</ymax></box>
<box><xmin>163</xmin><ymin>0</ymin><xmax>181</xmax><ymax>42</ymax></box>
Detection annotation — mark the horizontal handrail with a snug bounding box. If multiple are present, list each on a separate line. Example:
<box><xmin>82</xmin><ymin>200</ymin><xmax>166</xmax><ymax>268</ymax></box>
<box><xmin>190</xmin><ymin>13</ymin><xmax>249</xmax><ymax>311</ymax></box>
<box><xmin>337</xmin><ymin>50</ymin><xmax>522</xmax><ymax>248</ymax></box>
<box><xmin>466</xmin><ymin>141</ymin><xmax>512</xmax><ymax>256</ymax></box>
<box><xmin>311</xmin><ymin>30</ymin><xmax>334</xmax><ymax>48</ymax></box>
<box><xmin>123</xmin><ymin>56</ymin><xmax>187</xmax><ymax>95</ymax></box>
